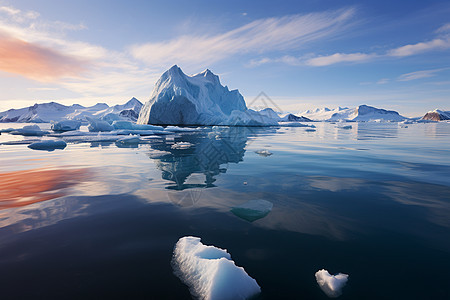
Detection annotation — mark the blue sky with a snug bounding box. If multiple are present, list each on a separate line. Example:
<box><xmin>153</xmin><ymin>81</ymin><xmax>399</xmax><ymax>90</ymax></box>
<box><xmin>0</xmin><ymin>0</ymin><xmax>449</xmax><ymax>117</ymax></box>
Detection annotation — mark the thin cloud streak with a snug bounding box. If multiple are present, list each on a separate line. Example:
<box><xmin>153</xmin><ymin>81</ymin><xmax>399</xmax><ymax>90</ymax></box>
<box><xmin>306</xmin><ymin>52</ymin><xmax>376</xmax><ymax>66</ymax></box>
<box><xmin>397</xmin><ymin>68</ymin><xmax>448</xmax><ymax>81</ymax></box>
<box><xmin>388</xmin><ymin>37</ymin><xmax>450</xmax><ymax>57</ymax></box>
<box><xmin>130</xmin><ymin>8</ymin><xmax>357</xmax><ymax>68</ymax></box>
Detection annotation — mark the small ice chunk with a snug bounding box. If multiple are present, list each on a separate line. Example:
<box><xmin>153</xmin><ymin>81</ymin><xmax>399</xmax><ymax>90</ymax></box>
<box><xmin>165</xmin><ymin>126</ymin><xmax>201</xmax><ymax>132</ymax></box>
<box><xmin>51</xmin><ymin>120</ymin><xmax>81</xmax><ymax>131</ymax></box>
<box><xmin>337</xmin><ymin>125</ymin><xmax>352</xmax><ymax>130</ymax></box>
<box><xmin>231</xmin><ymin>199</ymin><xmax>273</xmax><ymax>222</ymax></box>
<box><xmin>254</xmin><ymin>149</ymin><xmax>272</xmax><ymax>157</ymax></box>
<box><xmin>116</xmin><ymin>135</ymin><xmax>141</xmax><ymax>144</ymax></box>
<box><xmin>171</xmin><ymin>142</ymin><xmax>193</xmax><ymax>149</ymax></box>
<box><xmin>279</xmin><ymin>122</ymin><xmax>316</xmax><ymax>128</ymax></box>
<box><xmin>86</xmin><ymin>117</ymin><xmax>114</xmax><ymax>132</ymax></box>
<box><xmin>28</xmin><ymin>140</ymin><xmax>67</xmax><ymax>151</ymax></box>
<box><xmin>172</xmin><ymin>236</ymin><xmax>261</xmax><ymax>300</ymax></box>
<box><xmin>315</xmin><ymin>269</ymin><xmax>349</xmax><ymax>298</ymax></box>
<box><xmin>148</xmin><ymin>149</ymin><xmax>171</xmax><ymax>158</ymax></box>
<box><xmin>10</xmin><ymin>125</ymin><xmax>49</xmax><ymax>136</ymax></box>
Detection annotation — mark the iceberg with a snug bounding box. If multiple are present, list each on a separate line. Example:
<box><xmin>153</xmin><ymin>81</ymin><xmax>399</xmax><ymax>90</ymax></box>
<box><xmin>10</xmin><ymin>125</ymin><xmax>49</xmax><ymax>136</ymax></box>
<box><xmin>51</xmin><ymin>120</ymin><xmax>81</xmax><ymax>132</ymax></box>
<box><xmin>172</xmin><ymin>236</ymin><xmax>261</xmax><ymax>300</ymax></box>
<box><xmin>138</xmin><ymin>65</ymin><xmax>279</xmax><ymax>126</ymax></box>
<box><xmin>86</xmin><ymin>117</ymin><xmax>114</xmax><ymax>132</ymax></box>
<box><xmin>27</xmin><ymin>140</ymin><xmax>67</xmax><ymax>151</ymax></box>
<box><xmin>116</xmin><ymin>135</ymin><xmax>141</xmax><ymax>145</ymax></box>
<box><xmin>254</xmin><ymin>149</ymin><xmax>273</xmax><ymax>157</ymax></box>
<box><xmin>171</xmin><ymin>142</ymin><xmax>193</xmax><ymax>149</ymax></box>
<box><xmin>315</xmin><ymin>269</ymin><xmax>349</xmax><ymax>298</ymax></box>
<box><xmin>231</xmin><ymin>199</ymin><xmax>273</xmax><ymax>222</ymax></box>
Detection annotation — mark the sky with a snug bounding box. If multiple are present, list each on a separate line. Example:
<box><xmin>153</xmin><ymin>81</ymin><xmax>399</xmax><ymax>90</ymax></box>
<box><xmin>0</xmin><ymin>0</ymin><xmax>449</xmax><ymax>117</ymax></box>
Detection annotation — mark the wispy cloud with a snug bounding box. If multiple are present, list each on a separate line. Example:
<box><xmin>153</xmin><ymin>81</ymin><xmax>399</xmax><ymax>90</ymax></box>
<box><xmin>388</xmin><ymin>37</ymin><xmax>450</xmax><ymax>57</ymax></box>
<box><xmin>397</xmin><ymin>68</ymin><xmax>448</xmax><ymax>81</ymax></box>
<box><xmin>305</xmin><ymin>52</ymin><xmax>376</xmax><ymax>66</ymax></box>
<box><xmin>0</xmin><ymin>32</ymin><xmax>88</xmax><ymax>82</ymax></box>
<box><xmin>377</xmin><ymin>78</ymin><xmax>389</xmax><ymax>84</ymax></box>
<box><xmin>436</xmin><ymin>23</ymin><xmax>450</xmax><ymax>34</ymax></box>
<box><xmin>130</xmin><ymin>8</ymin><xmax>357</xmax><ymax>68</ymax></box>
<box><xmin>0</xmin><ymin>4</ymin><xmax>156</xmax><ymax>98</ymax></box>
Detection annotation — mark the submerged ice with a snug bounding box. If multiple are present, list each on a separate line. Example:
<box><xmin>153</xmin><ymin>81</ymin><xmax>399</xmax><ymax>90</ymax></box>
<box><xmin>172</xmin><ymin>236</ymin><xmax>261</xmax><ymax>300</ymax></box>
<box><xmin>231</xmin><ymin>199</ymin><xmax>273</xmax><ymax>222</ymax></box>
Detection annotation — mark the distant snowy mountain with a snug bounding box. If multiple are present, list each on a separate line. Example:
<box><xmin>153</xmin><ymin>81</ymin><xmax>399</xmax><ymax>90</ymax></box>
<box><xmin>138</xmin><ymin>65</ymin><xmax>278</xmax><ymax>126</ymax></box>
<box><xmin>422</xmin><ymin>109</ymin><xmax>450</xmax><ymax>121</ymax></box>
<box><xmin>280</xmin><ymin>113</ymin><xmax>313</xmax><ymax>122</ymax></box>
<box><xmin>0</xmin><ymin>98</ymin><xmax>143</xmax><ymax>123</ymax></box>
<box><xmin>301</xmin><ymin>105</ymin><xmax>405</xmax><ymax>122</ymax></box>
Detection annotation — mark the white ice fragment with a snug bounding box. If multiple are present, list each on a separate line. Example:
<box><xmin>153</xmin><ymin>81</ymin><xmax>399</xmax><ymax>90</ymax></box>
<box><xmin>231</xmin><ymin>199</ymin><xmax>273</xmax><ymax>222</ymax></box>
<box><xmin>171</xmin><ymin>142</ymin><xmax>193</xmax><ymax>149</ymax></box>
<box><xmin>116</xmin><ymin>135</ymin><xmax>141</xmax><ymax>144</ymax></box>
<box><xmin>172</xmin><ymin>236</ymin><xmax>261</xmax><ymax>300</ymax></box>
<box><xmin>28</xmin><ymin>140</ymin><xmax>67</xmax><ymax>151</ymax></box>
<box><xmin>254</xmin><ymin>149</ymin><xmax>273</xmax><ymax>157</ymax></box>
<box><xmin>10</xmin><ymin>125</ymin><xmax>49</xmax><ymax>136</ymax></box>
<box><xmin>315</xmin><ymin>269</ymin><xmax>349</xmax><ymax>298</ymax></box>
<box><xmin>279</xmin><ymin>122</ymin><xmax>316</xmax><ymax>128</ymax></box>
<box><xmin>86</xmin><ymin>117</ymin><xmax>114</xmax><ymax>132</ymax></box>
<box><xmin>51</xmin><ymin>120</ymin><xmax>81</xmax><ymax>131</ymax></box>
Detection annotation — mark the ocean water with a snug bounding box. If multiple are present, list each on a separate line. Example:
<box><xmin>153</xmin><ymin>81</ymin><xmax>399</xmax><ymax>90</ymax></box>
<box><xmin>0</xmin><ymin>122</ymin><xmax>449</xmax><ymax>299</ymax></box>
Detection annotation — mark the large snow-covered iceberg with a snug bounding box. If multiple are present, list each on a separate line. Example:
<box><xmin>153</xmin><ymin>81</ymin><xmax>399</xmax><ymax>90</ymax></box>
<box><xmin>315</xmin><ymin>269</ymin><xmax>349</xmax><ymax>298</ymax></box>
<box><xmin>137</xmin><ymin>65</ymin><xmax>278</xmax><ymax>126</ymax></box>
<box><xmin>172</xmin><ymin>236</ymin><xmax>261</xmax><ymax>300</ymax></box>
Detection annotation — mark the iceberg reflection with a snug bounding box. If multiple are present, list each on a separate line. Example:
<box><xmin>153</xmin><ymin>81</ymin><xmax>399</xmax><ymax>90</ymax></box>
<box><xmin>147</xmin><ymin>127</ymin><xmax>254</xmax><ymax>191</ymax></box>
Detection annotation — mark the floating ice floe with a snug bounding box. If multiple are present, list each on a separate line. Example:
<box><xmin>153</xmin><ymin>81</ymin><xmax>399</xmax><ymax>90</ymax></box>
<box><xmin>254</xmin><ymin>149</ymin><xmax>273</xmax><ymax>157</ymax></box>
<box><xmin>112</xmin><ymin>120</ymin><xmax>164</xmax><ymax>131</ymax></box>
<box><xmin>28</xmin><ymin>140</ymin><xmax>67</xmax><ymax>151</ymax></box>
<box><xmin>51</xmin><ymin>120</ymin><xmax>81</xmax><ymax>131</ymax></box>
<box><xmin>86</xmin><ymin>117</ymin><xmax>114</xmax><ymax>132</ymax></box>
<box><xmin>172</xmin><ymin>236</ymin><xmax>261</xmax><ymax>300</ymax></box>
<box><xmin>171</xmin><ymin>142</ymin><xmax>193</xmax><ymax>149</ymax></box>
<box><xmin>10</xmin><ymin>125</ymin><xmax>49</xmax><ymax>136</ymax></box>
<box><xmin>116</xmin><ymin>135</ymin><xmax>141</xmax><ymax>144</ymax></box>
<box><xmin>315</xmin><ymin>269</ymin><xmax>349</xmax><ymax>298</ymax></box>
<box><xmin>279</xmin><ymin>122</ymin><xmax>316</xmax><ymax>128</ymax></box>
<box><xmin>231</xmin><ymin>199</ymin><xmax>273</xmax><ymax>222</ymax></box>
<box><xmin>164</xmin><ymin>126</ymin><xmax>202</xmax><ymax>132</ymax></box>
<box><xmin>148</xmin><ymin>149</ymin><xmax>171</xmax><ymax>159</ymax></box>
<box><xmin>337</xmin><ymin>125</ymin><xmax>352</xmax><ymax>130</ymax></box>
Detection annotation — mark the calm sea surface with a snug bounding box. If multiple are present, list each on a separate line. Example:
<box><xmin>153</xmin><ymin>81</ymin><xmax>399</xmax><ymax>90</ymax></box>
<box><xmin>0</xmin><ymin>122</ymin><xmax>449</xmax><ymax>299</ymax></box>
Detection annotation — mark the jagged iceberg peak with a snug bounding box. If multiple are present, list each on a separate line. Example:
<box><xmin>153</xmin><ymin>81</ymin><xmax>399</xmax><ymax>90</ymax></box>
<box><xmin>137</xmin><ymin>65</ymin><xmax>251</xmax><ymax>126</ymax></box>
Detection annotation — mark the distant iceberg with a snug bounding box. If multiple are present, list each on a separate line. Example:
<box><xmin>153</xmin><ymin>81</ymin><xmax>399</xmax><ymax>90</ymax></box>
<box><xmin>137</xmin><ymin>65</ymin><xmax>279</xmax><ymax>126</ymax></box>
<box><xmin>172</xmin><ymin>236</ymin><xmax>261</xmax><ymax>300</ymax></box>
<box><xmin>28</xmin><ymin>140</ymin><xmax>67</xmax><ymax>151</ymax></box>
<box><xmin>315</xmin><ymin>269</ymin><xmax>349</xmax><ymax>298</ymax></box>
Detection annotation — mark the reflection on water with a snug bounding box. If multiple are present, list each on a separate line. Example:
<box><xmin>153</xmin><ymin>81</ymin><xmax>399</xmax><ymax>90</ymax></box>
<box><xmin>0</xmin><ymin>168</ymin><xmax>90</xmax><ymax>209</ymax></box>
<box><xmin>148</xmin><ymin>127</ymin><xmax>251</xmax><ymax>190</ymax></box>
